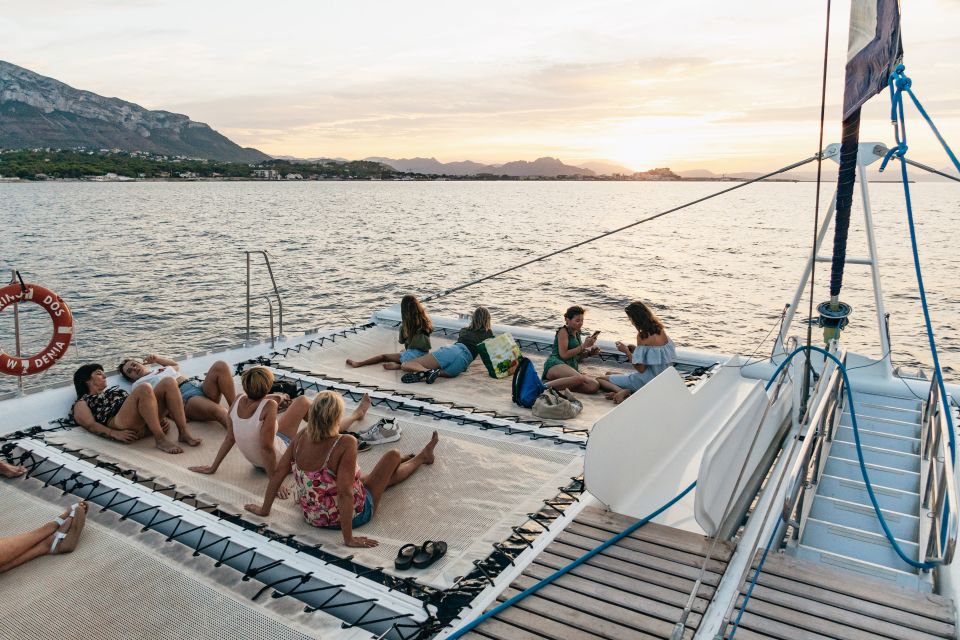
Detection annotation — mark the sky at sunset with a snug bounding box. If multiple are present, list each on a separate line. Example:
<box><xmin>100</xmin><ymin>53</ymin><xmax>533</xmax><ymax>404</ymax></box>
<box><xmin>3</xmin><ymin>0</ymin><xmax>959</xmax><ymax>172</ymax></box>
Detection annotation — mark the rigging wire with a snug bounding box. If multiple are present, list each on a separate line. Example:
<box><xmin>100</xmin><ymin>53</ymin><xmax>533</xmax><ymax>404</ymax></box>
<box><xmin>421</xmin><ymin>155</ymin><xmax>818</xmax><ymax>303</ymax></box>
<box><xmin>801</xmin><ymin>0</ymin><xmax>833</xmax><ymax>414</ymax></box>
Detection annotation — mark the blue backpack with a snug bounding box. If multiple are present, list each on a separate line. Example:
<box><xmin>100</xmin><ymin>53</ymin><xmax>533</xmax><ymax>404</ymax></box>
<box><xmin>512</xmin><ymin>356</ymin><xmax>547</xmax><ymax>408</ymax></box>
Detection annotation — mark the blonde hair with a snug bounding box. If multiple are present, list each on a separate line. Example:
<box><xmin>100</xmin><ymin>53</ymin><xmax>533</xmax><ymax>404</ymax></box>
<box><xmin>466</xmin><ymin>306</ymin><xmax>491</xmax><ymax>332</ymax></box>
<box><xmin>306</xmin><ymin>391</ymin><xmax>344</xmax><ymax>441</ymax></box>
<box><xmin>241</xmin><ymin>366</ymin><xmax>274</xmax><ymax>400</ymax></box>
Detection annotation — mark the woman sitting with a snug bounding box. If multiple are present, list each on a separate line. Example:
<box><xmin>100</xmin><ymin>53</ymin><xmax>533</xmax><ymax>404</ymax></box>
<box><xmin>541</xmin><ymin>305</ymin><xmax>600</xmax><ymax>393</ymax></box>
<box><xmin>245</xmin><ymin>391</ymin><xmax>440</xmax><ymax>548</ymax></box>
<box><xmin>598</xmin><ymin>300</ymin><xmax>676</xmax><ymax>404</ymax></box>
<box><xmin>71</xmin><ymin>363</ymin><xmax>184</xmax><ymax>454</ymax></box>
<box><xmin>189</xmin><ymin>367</ymin><xmax>370</xmax><ymax>490</ymax></box>
<box><xmin>399</xmin><ymin>306</ymin><xmax>494</xmax><ymax>383</ymax></box>
<box><xmin>346</xmin><ymin>295</ymin><xmax>433</xmax><ymax>370</ymax></box>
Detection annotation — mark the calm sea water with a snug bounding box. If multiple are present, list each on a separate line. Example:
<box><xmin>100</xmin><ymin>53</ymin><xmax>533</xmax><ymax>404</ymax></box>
<box><xmin>1</xmin><ymin>180</ymin><xmax>957</xmax><ymax>394</ymax></box>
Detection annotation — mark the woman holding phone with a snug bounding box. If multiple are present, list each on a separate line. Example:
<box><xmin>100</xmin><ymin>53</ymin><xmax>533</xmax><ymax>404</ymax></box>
<box><xmin>541</xmin><ymin>305</ymin><xmax>600</xmax><ymax>393</ymax></box>
<box><xmin>597</xmin><ymin>300</ymin><xmax>675</xmax><ymax>404</ymax></box>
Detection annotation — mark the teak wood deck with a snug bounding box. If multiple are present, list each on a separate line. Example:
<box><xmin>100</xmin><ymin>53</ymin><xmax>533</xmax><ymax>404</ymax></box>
<box><xmin>464</xmin><ymin>505</ymin><xmax>958</xmax><ymax>640</ymax></box>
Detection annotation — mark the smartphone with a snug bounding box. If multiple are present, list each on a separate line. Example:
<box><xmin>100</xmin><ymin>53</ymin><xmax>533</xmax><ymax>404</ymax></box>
<box><xmin>591</xmin><ymin>330</ymin><xmax>601</xmax><ymax>338</ymax></box>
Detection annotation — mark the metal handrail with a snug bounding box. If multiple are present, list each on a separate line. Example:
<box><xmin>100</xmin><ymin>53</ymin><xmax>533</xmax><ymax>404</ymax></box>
<box><xmin>781</xmin><ymin>347</ymin><xmax>844</xmax><ymax>527</ymax></box>
<box><xmin>245</xmin><ymin>251</ymin><xmax>284</xmax><ymax>346</ymax></box>
<box><xmin>920</xmin><ymin>380</ymin><xmax>958</xmax><ymax>565</ymax></box>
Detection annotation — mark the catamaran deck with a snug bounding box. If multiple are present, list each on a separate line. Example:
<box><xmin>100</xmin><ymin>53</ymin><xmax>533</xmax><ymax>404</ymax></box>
<box><xmin>462</xmin><ymin>506</ymin><xmax>957</xmax><ymax>640</ymax></box>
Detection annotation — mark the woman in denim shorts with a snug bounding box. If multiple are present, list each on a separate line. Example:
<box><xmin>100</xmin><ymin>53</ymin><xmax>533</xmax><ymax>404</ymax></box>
<box><xmin>399</xmin><ymin>307</ymin><xmax>494</xmax><ymax>383</ymax></box>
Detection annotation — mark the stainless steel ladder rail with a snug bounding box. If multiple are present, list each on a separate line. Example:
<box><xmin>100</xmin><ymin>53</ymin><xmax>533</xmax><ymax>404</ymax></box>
<box><xmin>245</xmin><ymin>251</ymin><xmax>284</xmax><ymax>347</ymax></box>
<box><xmin>919</xmin><ymin>378</ymin><xmax>959</xmax><ymax>565</ymax></box>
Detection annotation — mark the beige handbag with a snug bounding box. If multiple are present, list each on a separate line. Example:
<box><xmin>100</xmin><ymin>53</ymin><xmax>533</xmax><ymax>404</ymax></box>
<box><xmin>532</xmin><ymin>388</ymin><xmax>583</xmax><ymax>420</ymax></box>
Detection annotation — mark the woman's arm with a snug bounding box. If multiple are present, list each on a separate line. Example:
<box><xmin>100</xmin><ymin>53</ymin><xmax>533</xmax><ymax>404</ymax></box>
<box><xmin>258</xmin><ymin>400</ymin><xmax>280</xmax><ymax>476</ymax></box>
<box><xmin>73</xmin><ymin>401</ymin><xmax>138</xmax><ymax>442</ymax></box>
<box><xmin>336</xmin><ymin>437</ymin><xmax>377</xmax><ymax>547</ymax></box>
<box><xmin>557</xmin><ymin>328</ymin><xmax>596</xmax><ymax>360</ymax></box>
<box><xmin>189</xmin><ymin>418</ymin><xmax>236</xmax><ymax>474</ymax></box>
<box><xmin>144</xmin><ymin>354</ymin><xmax>180</xmax><ymax>370</ymax></box>
<box><xmin>244</xmin><ymin>440</ymin><xmax>295</xmax><ymax>517</ymax></box>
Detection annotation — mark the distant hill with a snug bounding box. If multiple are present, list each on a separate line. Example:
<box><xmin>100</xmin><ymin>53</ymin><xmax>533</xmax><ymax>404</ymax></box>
<box><xmin>0</xmin><ymin>60</ymin><xmax>270</xmax><ymax>163</ymax></box>
<box><xmin>576</xmin><ymin>160</ymin><xmax>635</xmax><ymax>175</ymax></box>
<box><xmin>366</xmin><ymin>156</ymin><xmax>595</xmax><ymax>177</ymax></box>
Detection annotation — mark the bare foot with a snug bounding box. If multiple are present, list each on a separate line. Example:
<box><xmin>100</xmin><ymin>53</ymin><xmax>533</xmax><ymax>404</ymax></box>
<box><xmin>352</xmin><ymin>393</ymin><xmax>371</xmax><ymax>420</ymax></box>
<box><xmin>0</xmin><ymin>460</ymin><xmax>26</xmax><ymax>478</ymax></box>
<box><xmin>382</xmin><ymin>363</ymin><xmax>401</xmax><ymax>370</ymax></box>
<box><xmin>178</xmin><ymin>430</ymin><xmax>202</xmax><ymax>447</ymax></box>
<box><xmin>156</xmin><ymin>438</ymin><xmax>183</xmax><ymax>454</ymax></box>
<box><xmin>346</xmin><ymin>358</ymin><xmax>359</xmax><ymax>368</ymax></box>
<box><xmin>612</xmin><ymin>390</ymin><xmax>631</xmax><ymax>405</ymax></box>
<box><xmin>419</xmin><ymin>431</ymin><xmax>439</xmax><ymax>465</ymax></box>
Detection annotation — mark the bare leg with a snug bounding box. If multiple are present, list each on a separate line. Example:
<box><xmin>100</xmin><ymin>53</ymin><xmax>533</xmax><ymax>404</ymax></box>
<box><xmin>202</xmin><ymin>361</ymin><xmax>236</xmax><ymax>408</ymax></box>
<box><xmin>155</xmin><ymin>378</ymin><xmax>200</xmax><ymax>446</ymax></box>
<box><xmin>346</xmin><ymin>353</ymin><xmax>400</xmax><ymax>368</ymax></box>
<box><xmin>0</xmin><ymin>460</ymin><xmax>26</xmax><ymax>477</ymax></box>
<box><xmin>185</xmin><ymin>396</ymin><xmax>229</xmax><ymax>429</ymax></box>
<box><xmin>339</xmin><ymin>394</ymin><xmax>371</xmax><ymax>431</ymax></box>
<box><xmin>400</xmin><ymin>353</ymin><xmax>441</xmax><ymax>373</ymax></box>
<box><xmin>596</xmin><ymin>376</ymin><xmax>623</xmax><ymax>393</ymax></box>
<box><xmin>0</xmin><ymin>502</ymin><xmax>87</xmax><ymax>573</ymax></box>
<box><xmin>361</xmin><ymin>432</ymin><xmax>439</xmax><ymax>507</ymax></box>
<box><xmin>277</xmin><ymin>395</ymin><xmax>311</xmax><ymax>440</ymax></box>
<box><xmin>545</xmin><ymin>364</ymin><xmax>600</xmax><ymax>394</ymax></box>
<box><xmin>113</xmin><ymin>385</ymin><xmax>182</xmax><ymax>454</ymax></box>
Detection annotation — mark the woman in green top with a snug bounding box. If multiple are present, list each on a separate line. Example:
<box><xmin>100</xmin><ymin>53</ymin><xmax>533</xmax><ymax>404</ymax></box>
<box><xmin>400</xmin><ymin>307</ymin><xmax>494</xmax><ymax>384</ymax></box>
<box><xmin>542</xmin><ymin>305</ymin><xmax>600</xmax><ymax>393</ymax></box>
<box><xmin>346</xmin><ymin>295</ymin><xmax>433</xmax><ymax>369</ymax></box>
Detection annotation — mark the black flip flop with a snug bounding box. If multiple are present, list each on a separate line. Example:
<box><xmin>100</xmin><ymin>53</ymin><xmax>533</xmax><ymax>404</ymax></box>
<box><xmin>401</xmin><ymin>371</ymin><xmax>428</xmax><ymax>384</ymax></box>
<box><xmin>395</xmin><ymin>543</ymin><xmax>417</xmax><ymax>570</ymax></box>
<box><xmin>411</xmin><ymin>540</ymin><xmax>447</xmax><ymax>569</ymax></box>
<box><xmin>341</xmin><ymin>432</ymin><xmax>371</xmax><ymax>452</ymax></box>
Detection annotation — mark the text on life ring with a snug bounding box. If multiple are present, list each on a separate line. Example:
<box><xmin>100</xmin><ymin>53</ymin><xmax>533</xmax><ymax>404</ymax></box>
<box><xmin>0</xmin><ymin>283</ymin><xmax>74</xmax><ymax>375</ymax></box>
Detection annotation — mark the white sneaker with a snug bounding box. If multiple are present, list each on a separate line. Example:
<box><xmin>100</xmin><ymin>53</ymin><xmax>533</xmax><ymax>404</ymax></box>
<box><xmin>357</xmin><ymin>418</ymin><xmax>402</xmax><ymax>445</ymax></box>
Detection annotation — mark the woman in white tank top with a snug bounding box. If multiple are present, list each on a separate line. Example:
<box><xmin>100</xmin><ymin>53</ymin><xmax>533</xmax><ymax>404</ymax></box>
<box><xmin>189</xmin><ymin>368</ymin><xmax>311</xmax><ymax>490</ymax></box>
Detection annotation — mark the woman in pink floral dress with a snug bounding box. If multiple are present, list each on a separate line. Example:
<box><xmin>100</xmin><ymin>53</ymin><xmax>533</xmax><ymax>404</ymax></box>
<box><xmin>245</xmin><ymin>391</ymin><xmax>440</xmax><ymax>547</ymax></box>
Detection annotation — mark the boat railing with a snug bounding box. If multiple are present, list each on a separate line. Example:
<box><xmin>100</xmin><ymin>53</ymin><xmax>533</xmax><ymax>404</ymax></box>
<box><xmin>781</xmin><ymin>346</ymin><xmax>844</xmax><ymax>535</ymax></box>
<box><xmin>244</xmin><ymin>250</ymin><xmax>284</xmax><ymax>347</ymax></box>
<box><xmin>919</xmin><ymin>378</ymin><xmax>958</xmax><ymax>565</ymax></box>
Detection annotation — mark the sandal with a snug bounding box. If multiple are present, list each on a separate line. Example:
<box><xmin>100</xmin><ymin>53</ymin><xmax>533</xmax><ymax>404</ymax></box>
<box><xmin>412</xmin><ymin>540</ymin><xmax>447</xmax><ymax>569</ymax></box>
<box><xmin>424</xmin><ymin>369</ymin><xmax>441</xmax><ymax>384</ymax></box>
<box><xmin>395</xmin><ymin>543</ymin><xmax>418</xmax><ymax>570</ymax></box>
<box><xmin>400</xmin><ymin>371</ymin><xmax>429</xmax><ymax>384</ymax></box>
<box><xmin>51</xmin><ymin>501</ymin><xmax>87</xmax><ymax>554</ymax></box>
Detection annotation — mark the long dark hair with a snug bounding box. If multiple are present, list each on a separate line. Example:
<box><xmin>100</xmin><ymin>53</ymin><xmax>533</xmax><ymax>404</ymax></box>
<box><xmin>73</xmin><ymin>363</ymin><xmax>104</xmax><ymax>398</ymax></box>
<box><xmin>399</xmin><ymin>295</ymin><xmax>432</xmax><ymax>341</ymax></box>
<box><xmin>625</xmin><ymin>301</ymin><xmax>664</xmax><ymax>340</ymax></box>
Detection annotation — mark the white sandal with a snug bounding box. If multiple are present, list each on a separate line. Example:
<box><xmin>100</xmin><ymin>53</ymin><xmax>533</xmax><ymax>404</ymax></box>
<box><xmin>50</xmin><ymin>502</ymin><xmax>84</xmax><ymax>554</ymax></box>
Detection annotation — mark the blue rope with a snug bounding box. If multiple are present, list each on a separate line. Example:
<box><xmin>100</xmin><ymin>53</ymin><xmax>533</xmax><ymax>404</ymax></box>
<box><xmin>444</xmin><ymin>481</ymin><xmax>697</xmax><ymax>639</ymax></box>
<box><xmin>730</xmin><ymin>345</ymin><xmax>945</xmax><ymax>638</ymax></box>
<box><xmin>879</xmin><ymin>64</ymin><xmax>956</xmax><ymax>463</ymax></box>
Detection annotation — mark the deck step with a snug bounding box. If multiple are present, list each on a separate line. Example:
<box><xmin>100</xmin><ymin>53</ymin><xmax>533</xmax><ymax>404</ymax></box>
<box><xmin>840</xmin><ymin>411</ymin><xmax>921</xmax><ymax>438</ymax></box>
<box><xmin>800</xmin><ymin>518</ymin><xmax>919</xmax><ymax>574</ymax></box>
<box><xmin>829</xmin><ymin>440</ymin><xmax>921</xmax><ymax>472</ymax></box>
<box><xmin>834</xmin><ymin>425</ymin><xmax>920</xmax><ymax>454</ymax></box>
<box><xmin>823</xmin><ymin>456</ymin><xmax>920</xmax><ymax>493</ymax></box>
<box><xmin>849</xmin><ymin>391</ymin><xmax>923</xmax><ymax>414</ymax></box>
<box><xmin>808</xmin><ymin>495</ymin><xmax>919</xmax><ymax>541</ymax></box>
<box><xmin>817</xmin><ymin>474</ymin><xmax>920</xmax><ymax>514</ymax></box>
<box><xmin>792</xmin><ymin>544</ymin><xmax>931</xmax><ymax>592</ymax></box>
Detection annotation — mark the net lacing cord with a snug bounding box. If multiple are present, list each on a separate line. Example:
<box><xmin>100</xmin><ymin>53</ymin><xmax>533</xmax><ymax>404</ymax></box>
<box><xmin>421</xmin><ymin>156</ymin><xmax>818</xmax><ymax>304</ymax></box>
<box><xmin>3</xmin><ymin>445</ymin><xmax>431</xmax><ymax>637</ymax></box>
<box><xmin>4</xmin><ymin>419</ymin><xmax>587</xmax><ymax>635</ymax></box>
<box><xmin>878</xmin><ymin>63</ymin><xmax>957</xmax><ymax>462</ymax></box>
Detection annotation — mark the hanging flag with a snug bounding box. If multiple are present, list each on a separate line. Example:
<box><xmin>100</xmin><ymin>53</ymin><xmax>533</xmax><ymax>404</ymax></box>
<box><xmin>843</xmin><ymin>0</ymin><xmax>902</xmax><ymax>120</ymax></box>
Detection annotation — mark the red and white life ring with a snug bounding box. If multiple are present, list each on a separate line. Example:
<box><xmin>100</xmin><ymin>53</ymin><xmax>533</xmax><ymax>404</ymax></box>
<box><xmin>0</xmin><ymin>283</ymin><xmax>74</xmax><ymax>376</ymax></box>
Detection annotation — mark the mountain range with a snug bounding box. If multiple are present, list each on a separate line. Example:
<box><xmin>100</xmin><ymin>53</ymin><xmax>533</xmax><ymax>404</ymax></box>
<box><xmin>364</xmin><ymin>156</ymin><xmax>640</xmax><ymax>177</ymax></box>
<box><xmin>0</xmin><ymin>61</ymin><xmax>270</xmax><ymax>163</ymax></box>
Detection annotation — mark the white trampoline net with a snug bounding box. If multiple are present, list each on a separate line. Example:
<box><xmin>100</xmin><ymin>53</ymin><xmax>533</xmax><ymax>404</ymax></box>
<box><xmin>45</xmin><ymin>395</ymin><xmax>582</xmax><ymax>590</ymax></box>
<box><xmin>276</xmin><ymin>324</ymin><xmax>632</xmax><ymax>431</ymax></box>
<box><xmin>0</xmin><ymin>479</ymin><xmax>368</xmax><ymax>640</ymax></box>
